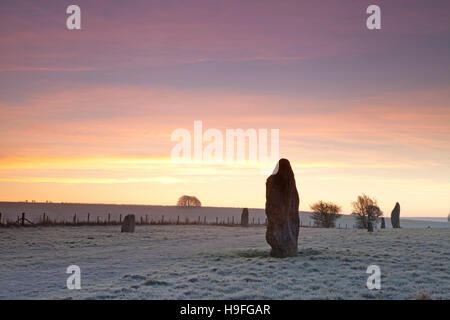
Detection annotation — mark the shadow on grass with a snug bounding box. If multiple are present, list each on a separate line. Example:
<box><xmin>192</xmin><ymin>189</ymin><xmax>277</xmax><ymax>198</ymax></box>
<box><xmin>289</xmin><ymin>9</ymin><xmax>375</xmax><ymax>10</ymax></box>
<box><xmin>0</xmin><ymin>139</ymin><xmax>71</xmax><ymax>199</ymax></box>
<box><xmin>235</xmin><ymin>249</ymin><xmax>270</xmax><ymax>258</ymax></box>
<box><xmin>231</xmin><ymin>247</ymin><xmax>323</xmax><ymax>259</ymax></box>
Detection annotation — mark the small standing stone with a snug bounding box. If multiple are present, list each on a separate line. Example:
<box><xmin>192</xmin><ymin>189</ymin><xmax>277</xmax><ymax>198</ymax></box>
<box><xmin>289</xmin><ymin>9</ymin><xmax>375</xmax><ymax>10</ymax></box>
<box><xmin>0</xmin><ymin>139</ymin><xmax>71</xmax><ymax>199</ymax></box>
<box><xmin>121</xmin><ymin>214</ymin><xmax>135</xmax><ymax>233</ymax></box>
<box><xmin>241</xmin><ymin>208</ymin><xmax>249</xmax><ymax>227</ymax></box>
<box><xmin>265</xmin><ymin>159</ymin><xmax>300</xmax><ymax>258</ymax></box>
<box><xmin>381</xmin><ymin>217</ymin><xmax>386</xmax><ymax>229</ymax></box>
<box><xmin>367</xmin><ymin>220</ymin><xmax>373</xmax><ymax>232</ymax></box>
<box><xmin>391</xmin><ymin>203</ymin><xmax>401</xmax><ymax>228</ymax></box>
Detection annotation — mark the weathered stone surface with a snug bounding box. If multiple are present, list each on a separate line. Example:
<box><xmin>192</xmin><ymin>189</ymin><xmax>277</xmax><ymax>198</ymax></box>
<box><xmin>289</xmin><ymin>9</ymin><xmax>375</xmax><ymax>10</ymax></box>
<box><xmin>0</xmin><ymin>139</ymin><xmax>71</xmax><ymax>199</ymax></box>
<box><xmin>265</xmin><ymin>159</ymin><xmax>299</xmax><ymax>258</ymax></box>
<box><xmin>391</xmin><ymin>203</ymin><xmax>401</xmax><ymax>228</ymax></box>
<box><xmin>241</xmin><ymin>208</ymin><xmax>249</xmax><ymax>227</ymax></box>
<box><xmin>121</xmin><ymin>214</ymin><xmax>135</xmax><ymax>233</ymax></box>
<box><xmin>381</xmin><ymin>217</ymin><xmax>386</xmax><ymax>229</ymax></box>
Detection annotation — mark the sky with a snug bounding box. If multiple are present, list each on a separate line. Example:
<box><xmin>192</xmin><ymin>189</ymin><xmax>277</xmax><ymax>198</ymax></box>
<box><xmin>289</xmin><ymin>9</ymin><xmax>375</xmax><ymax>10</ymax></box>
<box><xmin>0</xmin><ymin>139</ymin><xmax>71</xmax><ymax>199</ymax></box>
<box><xmin>0</xmin><ymin>0</ymin><xmax>449</xmax><ymax>216</ymax></box>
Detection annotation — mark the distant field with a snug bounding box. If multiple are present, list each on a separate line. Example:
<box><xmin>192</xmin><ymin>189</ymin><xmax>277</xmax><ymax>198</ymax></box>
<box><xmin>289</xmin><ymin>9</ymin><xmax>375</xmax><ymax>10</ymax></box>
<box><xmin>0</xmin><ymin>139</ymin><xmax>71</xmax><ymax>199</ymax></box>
<box><xmin>0</xmin><ymin>202</ymin><xmax>448</xmax><ymax>229</ymax></box>
<box><xmin>0</xmin><ymin>225</ymin><xmax>448</xmax><ymax>299</ymax></box>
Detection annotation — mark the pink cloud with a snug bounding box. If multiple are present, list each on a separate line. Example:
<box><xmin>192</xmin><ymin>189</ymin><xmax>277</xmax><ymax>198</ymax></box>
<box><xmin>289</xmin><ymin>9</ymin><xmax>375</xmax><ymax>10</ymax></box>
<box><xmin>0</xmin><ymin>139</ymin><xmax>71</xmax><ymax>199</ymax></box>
<box><xmin>1</xmin><ymin>85</ymin><xmax>448</xmax><ymax>168</ymax></box>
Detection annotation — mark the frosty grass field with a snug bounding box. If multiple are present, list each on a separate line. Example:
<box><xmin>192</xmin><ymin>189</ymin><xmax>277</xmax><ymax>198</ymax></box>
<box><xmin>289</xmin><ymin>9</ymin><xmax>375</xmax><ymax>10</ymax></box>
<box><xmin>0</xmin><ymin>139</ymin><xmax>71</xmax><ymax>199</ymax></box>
<box><xmin>1</xmin><ymin>224</ymin><xmax>449</xmax><ymax>300</ymax></box>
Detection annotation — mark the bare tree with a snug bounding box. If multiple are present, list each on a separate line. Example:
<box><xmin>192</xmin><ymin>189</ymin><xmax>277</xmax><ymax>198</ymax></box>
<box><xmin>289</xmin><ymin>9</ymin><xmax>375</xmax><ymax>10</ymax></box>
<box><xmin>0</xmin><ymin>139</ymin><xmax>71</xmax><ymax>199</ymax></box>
<box><xmin>310</xmin><ymin>201</ymin><xmax>342</xmax><ymax>228</ymax></box>
<box><xmin>351</xmin><ymin>194</ymin><xmax>382</xmax><ymax>229</ymax></box>
<box><xmin>176</xmin><ymin>195</ymin><xmax>202</xmax><ymax>207</ymax></box>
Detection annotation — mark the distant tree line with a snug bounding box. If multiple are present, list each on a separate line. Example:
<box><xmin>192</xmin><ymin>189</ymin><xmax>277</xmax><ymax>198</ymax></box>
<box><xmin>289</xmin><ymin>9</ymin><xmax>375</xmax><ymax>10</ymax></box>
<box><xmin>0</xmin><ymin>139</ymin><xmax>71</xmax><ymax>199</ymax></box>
<box><xmin>309</xmin><ymin>193</ymin><xmax>383</xmax><ymax>229</ymax></box>
<box><xmin>176</xmin><ymin>195</ymin><xmax>201</xmax><ymax>207</ymax></box>
<box><xmin>310</xmin><ymin>201</ymin><xmax>342</xmax><ymax>228</ymax></box>
<box><xmin>351</xmin><ymin>194</ymin><xmax>382</xmax><ymax>229</ymax></box>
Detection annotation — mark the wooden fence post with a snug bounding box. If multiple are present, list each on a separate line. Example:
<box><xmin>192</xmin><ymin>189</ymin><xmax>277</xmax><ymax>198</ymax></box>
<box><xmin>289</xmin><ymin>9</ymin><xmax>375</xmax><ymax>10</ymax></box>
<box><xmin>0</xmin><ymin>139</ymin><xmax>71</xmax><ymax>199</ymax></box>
<box><xmin>108</xmin><ymin>213</ymin><xmax>111</xmax><ymax>223</ymax></box>
<box><xmin>87</xmin><ymin>213</ymin><xmax>90</xmax><ymax>223</ymax></box>
<box><xmin>73</xmin><ymin>214</ymin><xmax>77</xmax><ymax>224</ymax></box>
<box><xmin>119</xmin><ymin>214</ymin><xmax>122</xmax><ymax>223</ymax></box>
<box><xmin>177</xmin><ymin>216</ymin><xmax>180</xmax><ymax>224</ymax></box>
<box><xmin>161</xmin><ymin>215</ymin><xmax>164</xmax><ymax>224</ymax></box>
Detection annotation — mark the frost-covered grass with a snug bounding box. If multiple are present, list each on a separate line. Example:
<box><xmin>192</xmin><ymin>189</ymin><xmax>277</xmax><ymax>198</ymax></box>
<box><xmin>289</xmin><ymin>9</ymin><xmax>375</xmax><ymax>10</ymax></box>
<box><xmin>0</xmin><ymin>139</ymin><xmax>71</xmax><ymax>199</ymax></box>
<box><xmin>0</xmin><ymin>225</ymin><xmax>448</xmax><ymax>299</ymax></box>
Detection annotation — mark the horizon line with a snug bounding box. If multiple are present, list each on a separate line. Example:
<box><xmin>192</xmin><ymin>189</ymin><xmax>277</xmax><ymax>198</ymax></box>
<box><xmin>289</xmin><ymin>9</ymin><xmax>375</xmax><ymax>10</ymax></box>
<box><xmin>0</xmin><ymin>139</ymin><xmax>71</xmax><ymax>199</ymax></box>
<box><xmin>0</xmin><ymin>200</ymin><xmax>447</xmax><ymax>218</ymax></box>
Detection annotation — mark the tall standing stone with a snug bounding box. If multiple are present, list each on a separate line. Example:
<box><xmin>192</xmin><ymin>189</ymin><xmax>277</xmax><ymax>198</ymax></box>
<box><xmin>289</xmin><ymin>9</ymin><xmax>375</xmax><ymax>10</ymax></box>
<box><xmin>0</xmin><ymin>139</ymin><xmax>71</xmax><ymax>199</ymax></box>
<box><xmin>265</xmin><ymin>159</ymin><xmax>299</xmax><ymax>258</ymax></box>
<box><xmin>241</xmin><ymin>208</ymin><xmax>249</xmax><ymax>227</ymax></box>
<box><xmin>391</xmin><ymin>203</ymin><xmax>401</xmax><ymax>228</ymax></box>
<box><xmin>121</xmin><ymin>214</ymin><xmax>135</xmax><ymax>233</ymax></box>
